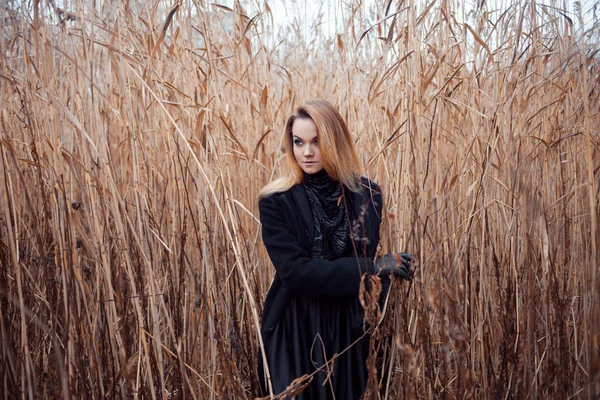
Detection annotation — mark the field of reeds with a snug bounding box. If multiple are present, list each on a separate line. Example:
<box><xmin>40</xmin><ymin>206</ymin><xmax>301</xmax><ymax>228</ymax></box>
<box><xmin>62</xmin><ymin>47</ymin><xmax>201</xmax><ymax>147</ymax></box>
<box><xmin>1</xmin><ymin>0</ymin><xmax>599</xmax><ymax>398</ymax></box>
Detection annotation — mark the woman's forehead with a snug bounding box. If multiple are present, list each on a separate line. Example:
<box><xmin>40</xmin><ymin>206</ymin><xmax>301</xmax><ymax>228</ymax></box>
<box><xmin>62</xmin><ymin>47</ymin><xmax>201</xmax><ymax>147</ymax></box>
<box><xmin>292</xmin><ymin>118</ymin><xmax>317</xmax><ymax>139</ymax></box>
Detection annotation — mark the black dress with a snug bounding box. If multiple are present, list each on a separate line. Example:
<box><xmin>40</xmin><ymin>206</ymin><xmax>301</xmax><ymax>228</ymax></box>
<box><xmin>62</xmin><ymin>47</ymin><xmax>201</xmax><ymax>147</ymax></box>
<box><xmin>258</xmin><ymin>173</ymin><xmax>385</xmax><ymax>399</ymax></box>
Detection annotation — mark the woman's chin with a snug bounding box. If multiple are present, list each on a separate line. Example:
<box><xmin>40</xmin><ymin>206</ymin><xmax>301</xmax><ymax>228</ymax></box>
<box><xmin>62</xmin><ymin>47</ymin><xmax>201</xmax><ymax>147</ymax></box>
<box><xmin>302</xmin><ymin>166</ymin><xmax>323</xmax><ymax>174</ymax></box>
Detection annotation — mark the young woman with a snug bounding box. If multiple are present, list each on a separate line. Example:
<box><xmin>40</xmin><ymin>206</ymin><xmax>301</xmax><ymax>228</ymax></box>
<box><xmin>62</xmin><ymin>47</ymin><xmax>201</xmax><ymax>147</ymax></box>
<box><xmin>258</xmin><ymin>99</ymin><xmax>413</xmax><ymax>399</ymax></box>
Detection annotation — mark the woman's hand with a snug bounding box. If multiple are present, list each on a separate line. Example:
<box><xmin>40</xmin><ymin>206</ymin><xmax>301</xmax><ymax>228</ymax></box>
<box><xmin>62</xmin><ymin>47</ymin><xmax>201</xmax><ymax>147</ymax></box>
<box><xmin>375</xmin><ymin>252</ymin><xmax>414</xmax><ymax>280</ymax></box>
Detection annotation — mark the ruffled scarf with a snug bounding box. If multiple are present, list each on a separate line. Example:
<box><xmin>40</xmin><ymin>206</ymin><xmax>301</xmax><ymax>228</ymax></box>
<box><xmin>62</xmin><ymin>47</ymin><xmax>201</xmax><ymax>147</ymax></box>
<box><xmin>303</xmin><ymin>169</ymin><xmax>349</xmax><ymax>260</ymax></box>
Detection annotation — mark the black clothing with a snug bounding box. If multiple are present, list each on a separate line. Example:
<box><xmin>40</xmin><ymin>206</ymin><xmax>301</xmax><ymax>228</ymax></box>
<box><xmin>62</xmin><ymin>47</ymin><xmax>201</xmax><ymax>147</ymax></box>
<box><xmin>303</xmin><ymin>169</ymin><xmax>349</xmax><ymax>259</ymax></box>
<box><xmin>258</xmin><ymin>177</ymin><xmax>384</xmax><ymax>399</ymax></box>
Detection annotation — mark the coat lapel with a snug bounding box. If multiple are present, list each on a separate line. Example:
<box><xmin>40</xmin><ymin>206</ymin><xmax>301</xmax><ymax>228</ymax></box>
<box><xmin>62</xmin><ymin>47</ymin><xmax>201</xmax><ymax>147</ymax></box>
<box><xmin>291</xmin><ymin>185</ymin><xmax>315</xmax><ymax>241</ymax></box>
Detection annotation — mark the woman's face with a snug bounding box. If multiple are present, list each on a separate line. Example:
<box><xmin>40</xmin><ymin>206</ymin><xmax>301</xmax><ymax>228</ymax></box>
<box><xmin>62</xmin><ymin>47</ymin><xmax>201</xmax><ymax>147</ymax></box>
<box><xmin>292</xmin><ymin>117</ymin><xmax>323</xmax><ymax>174</ymax></box>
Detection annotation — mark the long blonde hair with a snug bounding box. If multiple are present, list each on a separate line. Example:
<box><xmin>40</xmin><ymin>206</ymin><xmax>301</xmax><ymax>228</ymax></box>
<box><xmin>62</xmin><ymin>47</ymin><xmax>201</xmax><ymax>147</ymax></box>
<box><xmin>260</xmin><ymin>99</ymin><xmax>362</xmax><ymax>198</ymax></box>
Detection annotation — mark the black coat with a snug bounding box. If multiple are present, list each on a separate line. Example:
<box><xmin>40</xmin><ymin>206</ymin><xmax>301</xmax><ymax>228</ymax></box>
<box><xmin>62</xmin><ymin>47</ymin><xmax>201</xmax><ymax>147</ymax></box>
<box><xmin>258</xmin><ymin>177</ymin><xmax>385</xmax><ymax>399</ymax></box>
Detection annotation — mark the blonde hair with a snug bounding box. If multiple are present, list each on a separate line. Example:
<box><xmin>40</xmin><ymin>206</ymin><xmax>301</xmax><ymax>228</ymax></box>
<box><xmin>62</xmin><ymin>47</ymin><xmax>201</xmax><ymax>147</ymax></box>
<box><xmin>260</xmin><ymin>99</ymin><xmax>362</xmax><ymax>198</ymax></box>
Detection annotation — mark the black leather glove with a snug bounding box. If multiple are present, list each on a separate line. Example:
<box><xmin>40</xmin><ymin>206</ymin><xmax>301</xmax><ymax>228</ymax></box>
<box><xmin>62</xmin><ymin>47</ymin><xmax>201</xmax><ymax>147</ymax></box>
<box><xmin>375</xmin><ymin>252</ymin><xmax>414</xmax><ymax>280</ymax></box>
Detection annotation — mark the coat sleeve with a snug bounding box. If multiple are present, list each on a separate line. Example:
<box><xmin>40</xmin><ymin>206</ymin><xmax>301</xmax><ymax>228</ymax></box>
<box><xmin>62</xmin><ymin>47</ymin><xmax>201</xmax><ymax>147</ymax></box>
<box><xmin>259</xmin><ymin>194</ymin><xmax>377</xmax><ymax>297</ymax></box>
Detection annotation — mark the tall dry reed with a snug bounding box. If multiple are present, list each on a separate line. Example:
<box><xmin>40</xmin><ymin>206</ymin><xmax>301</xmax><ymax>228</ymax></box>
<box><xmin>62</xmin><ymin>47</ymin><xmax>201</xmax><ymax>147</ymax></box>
<box><xmin>1</xmin><ymin>0</ymin><xmax>599</xmax><ymax>398</ymax></box>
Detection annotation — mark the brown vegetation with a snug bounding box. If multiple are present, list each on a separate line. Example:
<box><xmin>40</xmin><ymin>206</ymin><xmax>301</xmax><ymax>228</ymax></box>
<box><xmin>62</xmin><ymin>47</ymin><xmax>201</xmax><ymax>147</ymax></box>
<box><xmin>1</xmin><ymin>0</ymin><xmax>599</xmax><ymax>398</ymax></box>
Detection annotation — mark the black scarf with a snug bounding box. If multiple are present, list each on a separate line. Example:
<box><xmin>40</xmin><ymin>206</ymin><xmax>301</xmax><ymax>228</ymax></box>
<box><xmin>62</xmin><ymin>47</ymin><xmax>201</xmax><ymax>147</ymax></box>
<box><xmin>303</xmin><ymin>169</ymin><xmax>349</xmax><ymax>260</ymax></box>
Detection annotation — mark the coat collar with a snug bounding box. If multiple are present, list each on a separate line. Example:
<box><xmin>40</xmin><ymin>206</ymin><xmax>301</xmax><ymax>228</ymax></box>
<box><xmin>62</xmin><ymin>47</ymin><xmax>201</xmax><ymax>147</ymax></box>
<box><xmin>291</xmin><ymin>184</ymin><xmax>315</xmax><ymax>240</ymax></box>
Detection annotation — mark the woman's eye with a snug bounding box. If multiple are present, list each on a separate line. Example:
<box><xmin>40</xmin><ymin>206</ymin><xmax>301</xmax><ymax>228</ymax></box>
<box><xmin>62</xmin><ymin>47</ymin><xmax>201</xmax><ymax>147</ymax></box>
<box><xmin>294</xmin><ymin>139</ymin><xmax>303</xmax><ymax>146</ymax></box>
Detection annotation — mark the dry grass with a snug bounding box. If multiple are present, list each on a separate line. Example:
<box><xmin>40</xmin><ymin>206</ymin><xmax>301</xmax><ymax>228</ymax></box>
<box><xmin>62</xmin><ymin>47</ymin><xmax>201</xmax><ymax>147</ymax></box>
<box><xmin>1</xmin><ymin>0</ymin><xmax>599</xmax><ymax>398</ymax></box>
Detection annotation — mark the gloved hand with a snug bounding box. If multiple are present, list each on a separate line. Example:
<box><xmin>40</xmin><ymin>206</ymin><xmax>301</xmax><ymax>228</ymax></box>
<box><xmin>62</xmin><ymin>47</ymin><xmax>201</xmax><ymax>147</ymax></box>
<box><xmin>375</xmin><ymin>252</ymin><xmax>414</xmax><ymax>280</ymax></box>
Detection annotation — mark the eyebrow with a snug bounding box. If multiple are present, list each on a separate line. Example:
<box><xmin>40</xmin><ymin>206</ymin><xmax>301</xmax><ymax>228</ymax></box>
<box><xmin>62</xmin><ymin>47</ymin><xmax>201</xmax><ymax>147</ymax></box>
<box><xmin>292</xmin><ymin>135</ymin><xmax>318</xmax><ymax>141</ymax></box>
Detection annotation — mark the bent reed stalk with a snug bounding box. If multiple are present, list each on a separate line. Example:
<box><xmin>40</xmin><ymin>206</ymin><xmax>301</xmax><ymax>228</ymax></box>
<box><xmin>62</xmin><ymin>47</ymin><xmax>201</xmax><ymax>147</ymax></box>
<box><xmin>0</xmin><ymin>0</ymin><xmax>599</xmax><ymax>398</ymax></box>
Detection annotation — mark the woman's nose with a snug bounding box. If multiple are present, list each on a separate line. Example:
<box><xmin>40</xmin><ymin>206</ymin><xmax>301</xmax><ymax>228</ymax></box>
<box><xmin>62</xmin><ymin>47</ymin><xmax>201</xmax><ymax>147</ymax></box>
<box><xmin>304</xmin><ymin>145</ymin><xmax>313</xmax><ymax>156</ymax></box>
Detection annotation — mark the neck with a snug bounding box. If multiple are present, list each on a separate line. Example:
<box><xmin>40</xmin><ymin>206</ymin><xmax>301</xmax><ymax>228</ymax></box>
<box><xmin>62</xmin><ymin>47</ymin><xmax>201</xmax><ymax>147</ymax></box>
<box><xmin>304</xmin><ymin>168</ymin><xmax>329</xmax><ymax>180</ymax></box>
<box><xmin>303</xmin><ymin>169</ymin><xmax>342</xmax><ymax>198</ymax></box>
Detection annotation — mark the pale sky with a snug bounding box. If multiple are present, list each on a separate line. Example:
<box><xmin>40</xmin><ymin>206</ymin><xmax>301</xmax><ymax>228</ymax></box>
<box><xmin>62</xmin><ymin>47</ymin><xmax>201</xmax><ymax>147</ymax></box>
<box><xmin>219</xmin><ymin>0</ymin><xmax>597</xmax><ymax>45</ymax></box>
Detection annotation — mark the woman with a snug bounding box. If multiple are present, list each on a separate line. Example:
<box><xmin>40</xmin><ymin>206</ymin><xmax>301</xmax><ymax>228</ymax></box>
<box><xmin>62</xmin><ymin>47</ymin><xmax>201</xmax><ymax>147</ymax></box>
<box><xmin>258</xmin><ymin>99</ymin><xmax>413</xmax><ymax>399</ymax></box>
